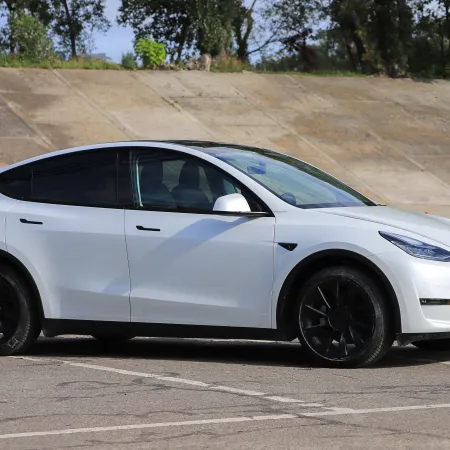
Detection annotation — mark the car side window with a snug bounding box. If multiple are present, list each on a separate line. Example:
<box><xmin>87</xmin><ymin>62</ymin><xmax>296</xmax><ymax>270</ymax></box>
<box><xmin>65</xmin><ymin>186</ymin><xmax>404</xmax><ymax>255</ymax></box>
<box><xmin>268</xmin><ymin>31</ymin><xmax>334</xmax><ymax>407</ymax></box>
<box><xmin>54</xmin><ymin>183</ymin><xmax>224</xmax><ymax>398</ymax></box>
<box><xmin>31</xmin><ymin>150</ymin><xmax>118</xmax><ymax>207</ymax></box>
<box><xmin>0</xmin><ymin>165</ymin><xmax>32</xmax><ymax>201</ymax></box>
<box><xmin>131</xmin><ymin>150</ymin><xmax>263</xmax><ymax>213</ymax></box>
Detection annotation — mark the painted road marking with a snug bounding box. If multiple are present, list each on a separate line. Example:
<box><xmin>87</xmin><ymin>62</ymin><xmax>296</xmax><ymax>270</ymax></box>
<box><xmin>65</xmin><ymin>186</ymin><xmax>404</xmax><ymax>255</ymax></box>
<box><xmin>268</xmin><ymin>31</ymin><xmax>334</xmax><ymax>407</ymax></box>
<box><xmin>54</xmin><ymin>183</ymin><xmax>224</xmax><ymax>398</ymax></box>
<box><xmin>2</xmin><ymin>404</ymin><xmax>450</xmax><ymax>441</ymax></box>
<box><xmin>13</xmin><ymin>356</ymin><xmax>326</xmax><ymax>407</ymax></box>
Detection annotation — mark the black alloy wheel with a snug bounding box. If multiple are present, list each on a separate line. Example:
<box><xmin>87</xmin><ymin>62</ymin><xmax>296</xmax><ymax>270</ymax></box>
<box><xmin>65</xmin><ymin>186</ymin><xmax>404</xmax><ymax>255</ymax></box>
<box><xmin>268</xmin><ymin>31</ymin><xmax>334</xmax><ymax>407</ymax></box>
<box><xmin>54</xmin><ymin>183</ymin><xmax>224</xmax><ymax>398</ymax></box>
<box><xmin>296</xmin><ymin>266</ymin><xmax>393</xmax><ymax>368</ymax></box>
<box><xmin>0</xmin><ymin>266</ymin><xmax>40</xmax><ymax>356</ymax></box>
<box><xmin>0</xmin><ymin>278</ymin><xmax>21</xmax><ymax>345</ymax></box>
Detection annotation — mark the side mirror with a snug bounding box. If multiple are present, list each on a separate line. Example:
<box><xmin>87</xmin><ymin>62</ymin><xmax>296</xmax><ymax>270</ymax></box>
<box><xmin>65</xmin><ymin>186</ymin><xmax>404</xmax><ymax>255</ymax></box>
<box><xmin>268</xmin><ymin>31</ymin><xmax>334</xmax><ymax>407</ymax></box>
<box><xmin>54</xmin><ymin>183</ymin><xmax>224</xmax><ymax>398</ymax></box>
<box><xmin>213</xmin><ymin>193</ymin><xmax>251</xmax><ymax>213</ymax></box>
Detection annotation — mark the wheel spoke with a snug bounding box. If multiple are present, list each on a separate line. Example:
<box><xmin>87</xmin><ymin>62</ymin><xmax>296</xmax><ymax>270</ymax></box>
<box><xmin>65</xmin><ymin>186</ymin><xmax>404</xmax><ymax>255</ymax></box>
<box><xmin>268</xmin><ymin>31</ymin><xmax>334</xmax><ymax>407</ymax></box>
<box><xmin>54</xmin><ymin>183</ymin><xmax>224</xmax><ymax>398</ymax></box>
<box><xmin>303</xmin><ymin>324</ymin><xmax>329</xmax><ymax>339</ymax></box>
<box><xmin>349</xmin><ymin>325</ymin><xmax>365</xmax><ymax>348</ymax></box>
<box><xmin>305</xmin><ymin>304</ymin><xmax>328</xmax><ymax>317</ymax></box>
<box><xmin>350</xmin><ymin>316</ymin><xmax>373</xmax><ymax>333</ymax></box>
<box><xmin>317</xmin><ymin>286</ymin><xmax>331</xmax><ymax>309</ymax></box>
<box><xmin>0</xmin><ymin>319</ymin><xmax>14</xmax><ymax>340</ymax></box>
<box><xmin>0</xmin><ymin>281</ymin><xmax>20</xmax><ymax>343</ymax></box>
<box><xmin>320</xmin><ymin>333</ymin><xmax>334</xmax><ymax>356</ymax></box>
<box><xmin>338</xmin><ymin>332</ymin><xmax>348</xmax><ymax>357</ymax></box>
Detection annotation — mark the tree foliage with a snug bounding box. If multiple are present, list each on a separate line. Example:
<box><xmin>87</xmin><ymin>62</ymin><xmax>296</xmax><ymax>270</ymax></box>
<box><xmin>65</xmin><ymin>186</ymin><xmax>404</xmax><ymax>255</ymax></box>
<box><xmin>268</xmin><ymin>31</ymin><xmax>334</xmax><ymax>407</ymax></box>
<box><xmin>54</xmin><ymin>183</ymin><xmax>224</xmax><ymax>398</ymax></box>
<box><xmin>134</xmin><ymin>37</ymin><xmax>165</xmax><ymax>68</ymax></box>
<box><xmin>9</xmin><ymin>11</ymin><xmax>54</xmax><ymax>61</ymax></box>
<box><xmin>118</xmin><ymin>0</ymin><xmax>196</xmax><ymax>62</ymax></box>
<box><xmin>0</xmin><ymin>0</ymin><xmax>449</xmax><ymax>77</ymax></box>
<box><xmin>50</xmin><ymin>0</ymin><xmax>110</xmax><ymax>59</ymax></box>
<box><xmin>0</xmin><ymin>0</ymin><xmax>53</xmax><ymax>53</ymax></box>
<box><xmin>118</xmin><ymin>0</ymin><xmax>256</xmax><ymax>61</ymax></box>
<box><xmin>262</xmin><ymin>0</ymin><xmax>450</xmax><ymax>77</ymax></box>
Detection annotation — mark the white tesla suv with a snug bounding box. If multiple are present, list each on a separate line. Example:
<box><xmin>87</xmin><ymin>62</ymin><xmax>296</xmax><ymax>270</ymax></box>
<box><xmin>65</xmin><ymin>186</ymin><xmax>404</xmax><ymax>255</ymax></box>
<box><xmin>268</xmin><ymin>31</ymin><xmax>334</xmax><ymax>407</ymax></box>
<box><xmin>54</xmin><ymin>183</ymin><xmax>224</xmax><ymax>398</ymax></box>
<box><xmin>0</xmin><ymin>140</ymin><xmax>449</xmax><ymax>367</ymax></box>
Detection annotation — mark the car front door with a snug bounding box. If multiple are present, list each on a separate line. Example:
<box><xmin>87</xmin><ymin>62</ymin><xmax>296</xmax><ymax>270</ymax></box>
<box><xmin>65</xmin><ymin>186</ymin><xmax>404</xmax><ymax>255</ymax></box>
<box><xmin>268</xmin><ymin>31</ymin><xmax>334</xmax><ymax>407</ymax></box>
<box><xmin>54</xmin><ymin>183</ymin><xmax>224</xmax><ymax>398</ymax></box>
<box><xmin>124</xmin><ymin>148</ymin><xmax>276</xmax><ymax>328</ymax></box>
<box><xmin>5</xmin><ymin>149</ymin><xmax>131</xmax><ymax>322</ymax></box>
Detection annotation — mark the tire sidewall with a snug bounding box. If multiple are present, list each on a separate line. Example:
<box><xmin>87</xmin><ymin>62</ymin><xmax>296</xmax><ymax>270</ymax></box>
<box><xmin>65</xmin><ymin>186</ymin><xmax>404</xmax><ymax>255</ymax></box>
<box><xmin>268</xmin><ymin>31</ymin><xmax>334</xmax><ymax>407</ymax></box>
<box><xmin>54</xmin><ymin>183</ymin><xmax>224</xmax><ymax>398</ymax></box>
<box><xmin>295</xmin><ymin>266</ymin><xmax>391</xmax><ymax>368</ymax></box>
<box><xmin>0</xmin><ymin>268</ymin><xmax>36</xmax><ymax>355</ymax></box>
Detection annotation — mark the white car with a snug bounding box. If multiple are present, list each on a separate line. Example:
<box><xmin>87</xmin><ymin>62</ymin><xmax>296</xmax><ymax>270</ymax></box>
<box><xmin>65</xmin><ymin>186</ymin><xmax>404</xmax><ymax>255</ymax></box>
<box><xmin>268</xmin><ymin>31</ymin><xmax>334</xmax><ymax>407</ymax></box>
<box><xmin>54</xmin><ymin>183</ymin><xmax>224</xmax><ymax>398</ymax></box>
<box><xmin>0</xmin><ymin>140</ymin><xmax>450</xmax><ymax>367</ymax></box>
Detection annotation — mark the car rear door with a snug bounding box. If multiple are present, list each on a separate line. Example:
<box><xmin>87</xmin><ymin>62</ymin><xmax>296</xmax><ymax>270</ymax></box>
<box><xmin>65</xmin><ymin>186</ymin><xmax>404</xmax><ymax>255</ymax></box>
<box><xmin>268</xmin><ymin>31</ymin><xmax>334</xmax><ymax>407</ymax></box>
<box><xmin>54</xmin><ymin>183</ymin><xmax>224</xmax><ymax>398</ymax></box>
<box><xmin>124</xmin><ymin>148</ymin><xmax>275</xmax><ymax>328</ymax></box>
<box><xmin>3</xmin><ymin>149</ymin><xmax>131</xmax><ymax>322</ymax></box>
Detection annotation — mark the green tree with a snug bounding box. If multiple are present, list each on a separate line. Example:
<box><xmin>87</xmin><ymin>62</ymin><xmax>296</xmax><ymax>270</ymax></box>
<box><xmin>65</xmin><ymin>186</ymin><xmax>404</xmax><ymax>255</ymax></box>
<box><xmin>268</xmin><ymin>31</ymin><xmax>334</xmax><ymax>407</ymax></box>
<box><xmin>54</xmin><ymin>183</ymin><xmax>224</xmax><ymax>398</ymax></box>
<box><xmin>411</xmin><ymin>0</ymin><xmax>450</xmax><ymax>77</ymax></box>
<box><xmin>118</xmin><ymin>0</ymin><xmax>250</xmax><ymax>61</ymax></box>
<box><xmin>118</xmin><ymin>0</ymin><xmax>196</xmax><ymax>62</ymax></box>
<box><xmin>50</xmin><ymin>0</ymin><xmax>110</xmax><ymax>59</ymax></box>
<box><xmin>121</xmin><ymin>50</ymin><xmax>137</xmax><ymax>69</ymax></box>
<box><xmin>233</xmin><ymin>0</ymin><xmax>257</xmax><ymax>62</ymax></box>
<box><xmin>324</xmin><ymin>0</ymin><xmax>414</xmax><ymax>76</ymax></box>
<box><xmin>9</xmin><ymin>11</ymin><xmax>54</xmax><ymax>61</ymax></box>
<box><xmin>261</xmin><ymin>0</ymin><xmax>325</xmax><ymax>70</ymax></box>
<box><xmin>0</xmin><ymin>0</ymin><xmax>52</xmax><ymax>54</ymax></box>
<box><xmin>195</xmin><ymin>0</ymin><xmax>238</xmax><ymax>57</ymax></box>
<box><xmin>327</xmin><ymin>0</ymin><xmax>374</xmax><ymax>72</ymax></box>
<box><xmin>134</xmin><ymin>37</ymin><xmax>165</xmax><ymax>68</ymax></box>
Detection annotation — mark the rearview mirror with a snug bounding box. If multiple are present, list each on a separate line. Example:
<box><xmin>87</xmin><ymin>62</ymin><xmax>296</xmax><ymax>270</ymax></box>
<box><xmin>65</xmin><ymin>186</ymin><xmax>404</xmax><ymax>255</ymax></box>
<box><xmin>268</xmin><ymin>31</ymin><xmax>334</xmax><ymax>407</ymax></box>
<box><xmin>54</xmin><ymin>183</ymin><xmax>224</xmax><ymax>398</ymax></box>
<box><xmin>213</xmin><ymin>194</ymin><xmax>251</xmax><ymax>213</ymax></box>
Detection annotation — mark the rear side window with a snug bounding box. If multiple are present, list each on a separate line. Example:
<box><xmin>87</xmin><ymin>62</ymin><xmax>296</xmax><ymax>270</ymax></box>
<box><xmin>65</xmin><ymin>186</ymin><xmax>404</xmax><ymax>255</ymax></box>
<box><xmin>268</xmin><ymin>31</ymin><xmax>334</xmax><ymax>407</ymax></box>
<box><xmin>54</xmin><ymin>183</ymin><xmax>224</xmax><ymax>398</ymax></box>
<box><xmin>0</xmin><ymin>150</ymin><xmax>118</xmax><ymax>207</ymax></box>
<box><xmin>0</xmin><ymin>165</ymin><xmax>32</xmax><ymax>200</ymax></box>
<box><xmin>32</xmin><ymin>151</ymin><xmax>118</xmax><ymax>207</ymax></box>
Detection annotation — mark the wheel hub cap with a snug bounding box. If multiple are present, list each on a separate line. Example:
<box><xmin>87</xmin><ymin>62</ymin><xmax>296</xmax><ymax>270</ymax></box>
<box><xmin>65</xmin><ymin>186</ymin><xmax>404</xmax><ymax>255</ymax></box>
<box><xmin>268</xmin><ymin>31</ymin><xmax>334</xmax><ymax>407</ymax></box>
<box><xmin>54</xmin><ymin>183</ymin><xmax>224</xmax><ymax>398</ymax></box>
<box><xmin>327</xmin><ymin>308</ymin><xmax>350</xmax><ymax>332</ymax></box>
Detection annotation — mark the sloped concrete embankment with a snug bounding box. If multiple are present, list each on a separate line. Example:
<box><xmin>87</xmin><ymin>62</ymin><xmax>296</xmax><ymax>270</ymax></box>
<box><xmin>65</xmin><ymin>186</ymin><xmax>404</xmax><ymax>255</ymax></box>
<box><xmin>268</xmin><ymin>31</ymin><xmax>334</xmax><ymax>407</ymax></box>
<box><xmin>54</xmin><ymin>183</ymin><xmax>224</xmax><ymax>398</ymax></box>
<box><xmin>1</xmin><ymin>69</ymin><xmax>450</xmax><ymax>215</ymax></box>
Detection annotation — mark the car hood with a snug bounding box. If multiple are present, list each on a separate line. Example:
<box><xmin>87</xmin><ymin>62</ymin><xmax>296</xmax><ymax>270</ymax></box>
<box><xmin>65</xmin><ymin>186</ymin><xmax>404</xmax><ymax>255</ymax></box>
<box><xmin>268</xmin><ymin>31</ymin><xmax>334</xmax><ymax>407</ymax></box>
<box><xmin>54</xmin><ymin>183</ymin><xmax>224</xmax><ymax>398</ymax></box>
<box><xmin>318</xmin><ymin>206</ymin><xmax>450</xmax><ymax>247</ymax></box>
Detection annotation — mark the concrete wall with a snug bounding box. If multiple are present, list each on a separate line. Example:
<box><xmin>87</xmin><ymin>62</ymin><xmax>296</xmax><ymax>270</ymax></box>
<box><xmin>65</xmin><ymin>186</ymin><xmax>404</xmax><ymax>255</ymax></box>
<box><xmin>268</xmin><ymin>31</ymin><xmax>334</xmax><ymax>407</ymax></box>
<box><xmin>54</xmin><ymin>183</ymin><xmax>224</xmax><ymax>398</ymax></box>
<box><xmin>1</xmin><ymin>68</ymin><xmax>450</xmax><ymax>215</ymax></box>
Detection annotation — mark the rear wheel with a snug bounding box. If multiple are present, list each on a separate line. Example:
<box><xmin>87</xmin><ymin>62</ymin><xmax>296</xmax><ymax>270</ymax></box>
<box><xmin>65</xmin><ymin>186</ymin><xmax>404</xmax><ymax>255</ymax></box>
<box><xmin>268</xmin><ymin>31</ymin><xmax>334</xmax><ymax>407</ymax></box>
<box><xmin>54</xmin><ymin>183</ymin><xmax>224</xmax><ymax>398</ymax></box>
<box><xmin>412</xmin><ymin>339</ymin><xmax>450</xmax><ymax>351</ymax></box>
<box><xmin>296</xmin><ymin>266</ymin><xmax>393</xmax><ymax>368</ymax></box>
<box><xmin>0</xmin><ymin>266</ymin><xmax>40</xmax><ymax>356</ymax></box>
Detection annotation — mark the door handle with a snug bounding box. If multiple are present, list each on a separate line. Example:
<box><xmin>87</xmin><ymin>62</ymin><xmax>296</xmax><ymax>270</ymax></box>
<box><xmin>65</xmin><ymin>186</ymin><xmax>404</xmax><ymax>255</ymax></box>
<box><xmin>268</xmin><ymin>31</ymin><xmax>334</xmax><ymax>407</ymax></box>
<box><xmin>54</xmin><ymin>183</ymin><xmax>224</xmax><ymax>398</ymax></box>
<box><xmin>136</xmin><ymin>225</ymin><xmax>160</xmax><ymax>232</ymax></box>
<box><xmin>20</xmin><ymin>218</ymin><xmax>43</xmax><ymax>225</ymax></box>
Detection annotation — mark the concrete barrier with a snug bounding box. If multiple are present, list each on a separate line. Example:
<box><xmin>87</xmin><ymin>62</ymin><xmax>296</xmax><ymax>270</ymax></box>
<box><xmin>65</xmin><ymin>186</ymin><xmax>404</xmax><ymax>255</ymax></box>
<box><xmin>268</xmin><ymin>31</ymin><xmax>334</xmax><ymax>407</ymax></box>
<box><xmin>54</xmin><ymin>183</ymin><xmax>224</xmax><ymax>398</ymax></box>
<box><xmin>1</xmin><ymin>68</ymin><xmax>449</xmax><ymax>215</ymax></box>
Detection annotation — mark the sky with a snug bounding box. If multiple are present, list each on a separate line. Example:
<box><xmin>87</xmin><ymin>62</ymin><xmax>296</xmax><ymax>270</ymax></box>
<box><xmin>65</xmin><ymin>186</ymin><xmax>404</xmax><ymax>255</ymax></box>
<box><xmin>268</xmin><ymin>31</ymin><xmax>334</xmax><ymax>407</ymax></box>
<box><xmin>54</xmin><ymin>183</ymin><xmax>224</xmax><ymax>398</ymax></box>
<box><xmin>94</xmin><ymin>0</ymin><xmax>134</xmax><ymax>62</ymax></box>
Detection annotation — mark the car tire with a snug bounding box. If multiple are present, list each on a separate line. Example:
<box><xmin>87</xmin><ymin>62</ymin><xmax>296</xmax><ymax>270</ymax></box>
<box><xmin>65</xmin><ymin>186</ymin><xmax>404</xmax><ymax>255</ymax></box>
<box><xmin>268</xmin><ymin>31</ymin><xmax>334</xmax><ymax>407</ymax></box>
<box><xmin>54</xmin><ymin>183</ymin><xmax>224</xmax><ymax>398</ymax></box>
<box><xmin>92</xmin><ymin>333</ymin><xmax>135</xmax><ymax>343</ymax></box>
<box><xmin>296</xmin><ymin>266</ymin><xmax>393</xmax><ymax>368</ymax></box>
<box><xmin>0</xmin><ymin>266</ymin><xmax>40</xmax><ymax>356</ymax></box>
<box><xmin>412</xmin><ymin>339</ymin><xmax>450</xmax><ymax>351</ymax></box>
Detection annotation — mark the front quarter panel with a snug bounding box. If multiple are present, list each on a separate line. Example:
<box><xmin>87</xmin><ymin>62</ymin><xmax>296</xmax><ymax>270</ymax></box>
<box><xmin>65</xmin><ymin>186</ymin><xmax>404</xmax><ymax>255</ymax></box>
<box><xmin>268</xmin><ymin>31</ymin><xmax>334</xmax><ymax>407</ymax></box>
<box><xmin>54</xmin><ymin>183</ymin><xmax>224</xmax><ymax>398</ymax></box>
<box><xmin>271</xmin><ymin>209</ymin><xmax>405</xmax><ymax>328</ymax></box>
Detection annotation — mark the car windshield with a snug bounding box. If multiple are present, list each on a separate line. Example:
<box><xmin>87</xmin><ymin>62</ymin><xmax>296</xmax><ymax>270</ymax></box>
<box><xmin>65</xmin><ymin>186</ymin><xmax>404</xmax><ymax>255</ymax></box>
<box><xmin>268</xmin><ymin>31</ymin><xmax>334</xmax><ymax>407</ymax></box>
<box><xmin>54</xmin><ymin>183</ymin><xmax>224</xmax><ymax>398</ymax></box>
<box><xmin>199</xmin><ymin>145</ymin><xmax>376</xmax><ymax>209</ymax></box>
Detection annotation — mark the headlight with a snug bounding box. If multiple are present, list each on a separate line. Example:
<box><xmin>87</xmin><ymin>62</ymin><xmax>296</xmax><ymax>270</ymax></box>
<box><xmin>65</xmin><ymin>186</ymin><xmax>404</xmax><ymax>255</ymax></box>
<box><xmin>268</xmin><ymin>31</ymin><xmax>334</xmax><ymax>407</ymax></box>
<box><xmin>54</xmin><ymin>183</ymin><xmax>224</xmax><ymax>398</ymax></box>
<box><xmin>379</xmin><ymin>231</ymin><xmax>450</xmax><ymax>262</ymax></box>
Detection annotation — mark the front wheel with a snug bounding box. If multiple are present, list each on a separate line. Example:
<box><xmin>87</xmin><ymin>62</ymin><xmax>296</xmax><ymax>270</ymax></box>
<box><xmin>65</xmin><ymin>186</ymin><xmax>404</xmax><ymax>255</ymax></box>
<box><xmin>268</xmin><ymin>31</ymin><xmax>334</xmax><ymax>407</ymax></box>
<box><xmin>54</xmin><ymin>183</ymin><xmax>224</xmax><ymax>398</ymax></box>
<box><xmin>296</xmin><ymin>266</ymin><xmax>393</xmax><ymax>368</ymax></box>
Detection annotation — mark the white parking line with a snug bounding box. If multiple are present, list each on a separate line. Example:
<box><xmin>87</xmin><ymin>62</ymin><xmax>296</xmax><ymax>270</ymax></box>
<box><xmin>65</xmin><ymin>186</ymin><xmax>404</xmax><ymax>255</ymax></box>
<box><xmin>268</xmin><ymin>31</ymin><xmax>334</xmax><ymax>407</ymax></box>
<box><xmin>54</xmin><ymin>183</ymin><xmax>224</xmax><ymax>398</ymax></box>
<box><xmin>13</xmin><ymin>356</ymin><xmax>324</xmax><ymax>407</ymax></box>
<box><xmin>302</xmin><ymin>403</ymin><xmax>450</xmax><ymax>416</ymax></box>
<box><xmin>2</xmin><ymin>404</ymin><xmax>450</xmax><ymax>441</ymax></box>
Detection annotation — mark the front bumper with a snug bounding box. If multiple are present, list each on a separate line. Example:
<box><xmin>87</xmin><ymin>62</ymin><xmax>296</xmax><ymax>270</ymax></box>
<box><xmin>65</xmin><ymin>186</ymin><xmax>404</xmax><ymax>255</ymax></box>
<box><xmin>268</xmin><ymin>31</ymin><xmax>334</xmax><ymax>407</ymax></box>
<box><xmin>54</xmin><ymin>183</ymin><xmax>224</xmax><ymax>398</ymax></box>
<box><xmin>369</xmin><ymin>251</ymin><xmax>450</xmax><ymax>336</ymax></box>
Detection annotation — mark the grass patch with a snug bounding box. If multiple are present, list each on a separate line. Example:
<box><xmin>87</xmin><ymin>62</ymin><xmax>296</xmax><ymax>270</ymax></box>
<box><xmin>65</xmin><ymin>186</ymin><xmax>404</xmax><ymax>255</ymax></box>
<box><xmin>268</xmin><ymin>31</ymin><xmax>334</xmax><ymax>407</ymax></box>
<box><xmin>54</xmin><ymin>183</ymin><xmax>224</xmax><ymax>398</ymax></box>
<box><xmin>210</xmin><ymin>55</ymin><xmax>252</xmax><ymax>73</ymax></box>
<box><xmin>248</xmin><ymin>68</ymin><xmax>364</xmax><ymax>77</ymax></box>
<box><xmin>0</xmin><ymin>54</ymin><xmax>122</xmax><ymax>70</ymax></box>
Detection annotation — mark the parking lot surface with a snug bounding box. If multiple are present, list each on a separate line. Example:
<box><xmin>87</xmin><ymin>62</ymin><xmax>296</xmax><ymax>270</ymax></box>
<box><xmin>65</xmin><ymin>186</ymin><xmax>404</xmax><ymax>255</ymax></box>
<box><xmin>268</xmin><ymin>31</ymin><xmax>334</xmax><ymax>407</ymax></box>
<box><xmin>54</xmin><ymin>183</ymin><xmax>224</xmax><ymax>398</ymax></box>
<box><xmin>2</xmin><ymin>337</ymin><xmax>450</xmax><ymax>449</ymax></box>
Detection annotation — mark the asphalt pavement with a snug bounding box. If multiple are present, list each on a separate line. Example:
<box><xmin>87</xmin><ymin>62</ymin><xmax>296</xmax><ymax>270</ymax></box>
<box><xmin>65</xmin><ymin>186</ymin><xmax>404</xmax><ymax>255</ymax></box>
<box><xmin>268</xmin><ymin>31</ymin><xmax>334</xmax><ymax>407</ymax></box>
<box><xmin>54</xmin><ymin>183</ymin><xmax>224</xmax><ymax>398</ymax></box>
<box><xmin>2</xmin><ymin>337</ymin><xmax>450</xmax><ymax>449</ymax></box>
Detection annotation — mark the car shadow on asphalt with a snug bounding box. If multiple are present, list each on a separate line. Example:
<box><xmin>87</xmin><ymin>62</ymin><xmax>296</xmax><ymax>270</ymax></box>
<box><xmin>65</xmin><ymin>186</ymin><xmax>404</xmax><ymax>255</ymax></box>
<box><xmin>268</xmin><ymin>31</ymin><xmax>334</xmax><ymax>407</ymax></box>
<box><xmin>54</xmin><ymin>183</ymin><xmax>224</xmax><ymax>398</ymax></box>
<box><xmin>25</xmin><ymin>336</ymin><xmax>449</xmax><ymax>369</ymax></box>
